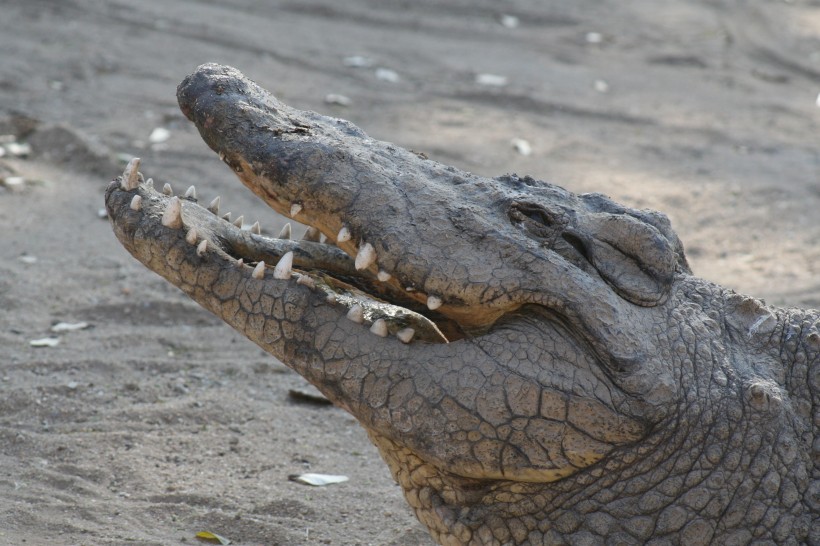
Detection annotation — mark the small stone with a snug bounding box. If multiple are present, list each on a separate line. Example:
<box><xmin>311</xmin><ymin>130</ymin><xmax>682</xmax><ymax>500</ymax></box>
<box><xmin>148</xmin><ymin>127</ymin><xmax>170</xmax><ymax>144</ymax></box>
<box><xmin>51</xmin><ymin>322</ymin><xmax>90</xmax><ymax>333</ymax></box>
<box><xmin>30</xmin><ymin>337</ymin><xmax>60</xmax><ymax>347</ymax></box>
<box><xmin>375</xmin><ymin>68</ymin><xmax>400</xmax><ymax>83</ymax></box>
<box><xmin>325</xmin><ymin>94</ymin><xmax>352</xmax><ymax>107</ymax></box>
<box><xmin>500</xmin><ymin>14</ymin><xmax>519</xmax><ymax>28</ymax></box>
<box><xmin>343</xmin><ymin>55</ymin><xmax>374</xmax><ymax>68</ymax></box>
<box><xmin>18</xmin><ymin>255</ymin><xmax>38</xmax><ymax>264</ymax></box>
<box><xmin>594</xmin><ymin>79</ymin><xmax>610</xmax><ymax>93</ymax></box>
<box><xmin>3</xmin><ymin>176</ymin><xmax>26</xmax><ymax>188</ymax></box>
<box><xmin>476</xmin><ymin>73</ymin><xmax>508</xmax><ymax>87</ymax></box>
<box><xmin>6</xmin><ymin>142</ymin><xmax>32</xmax><ymax>157</ymax></box>
<box><xmin>585</xmin><ymin>32</ymin><xmax>603</xmax><ymax>44</ymax></box>
<box><xmin>511</xmin><ymin>138</ymin><xmax>532</xmax><ymax>156</ymax></box>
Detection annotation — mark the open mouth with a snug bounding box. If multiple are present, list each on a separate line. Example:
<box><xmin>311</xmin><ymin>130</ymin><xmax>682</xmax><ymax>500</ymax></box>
<box><xmin>108</xmin><ymin>158</ymin><xmax>455</xmax><ymax>344</ymax></box>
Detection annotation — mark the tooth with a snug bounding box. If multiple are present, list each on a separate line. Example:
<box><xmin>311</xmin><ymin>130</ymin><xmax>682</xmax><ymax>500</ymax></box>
<box><xmin>370</xmin><ymin>319</ymin><xmax>388</xmax><ymax>337</ymax></box>
<box><xmin>162</xmin><ymin>183</ymin><xmax>173</xmax><ymax>196</ymax></box>
<box><xmin>161</xmin><ymin>196</ymin><xmax>183</xmax><ymax>229</ymax></box>
<box><xmin>377</xmin><ymin>270</ymin><xmax>391</xmax><ymax>282</ymax></box>
<box><xmin>296</xmin><ymin>274</ymin><xmax>316</xmax><ymax>289</ymax></box>
<box><xmin>346</xmin><ymin>304</ymin><xmax>364</xmax><ymax>324</ymax></box>
<box><xmin>207</xmin><ymin>196</ymin><xmax>220</xmax><ymax>214</ymax></box>
<box><xmin>326</xmin><ymin>293</ymin><xmax>338</xmax><ymax>304</ymax></box>
<box><xmin>337</xmin><ymin>226</ymin><xmax>351</xmax><ymax>243</ymax></box>
<box><xmin>250</xmin><ymin>221</ymin><xmax>261</xmax><ymax>235</ymax></box>
<box><xmin>222</xmin><ymin>212</ymin><xmax>232</xmax><ymax>222</ymax></box>
<box><xmin>273</xmin><ymin>251</ymin><xmax>293</xmax><ymax>279</ymax></box>
<box><xmin>121</xmin><ymin>158</ymin><xmax>141</xmax><ymax>190</ymax></box>
<box><xmin>145</xmin><ymin>178</ymin><xmax>154</xmax><ymax>188</ymax></box>
<box><xmin>290</xmin><ymin>203</ymin><xmax>302</xmax><ymax>217</ymax></box>
<box><xmin>355</xmin><ymin>243</ymin><xmax>376</xmax><ymax>271</ymax></box>
<box><xmin>426</xmin><ymin>295</ymin><xmax>443</xmax><ymax>310</ymax></box>
<box><xmin>184</xmin><ymin>185</ymin><xmax>197</xmax><ymax>200</ymax></box>
<box><xmin>277</xmin><ymin>223</ymin><xmax>292</xmax><ymax>240</ymax></box>
<box><xmin>252</xmin><ymin>261</ymin><xmax>266</xmax><ymax>279</ymax></box>
<box><xmin>396</xmin><ymin>328</ymin><xmax>415</xmax><ymax>344</ymax></box>
<box><xmin>302</xmin><ymin>226</ymin><xmax>321</xmax><ymax>242</ymax></box>
<box><xmin>185</xmin><ymin>228</ymin><xmax>198</xmax><ymax>245</ymax></box>
<box><xmin>233</xmin><ymin>215</ymin><xmax>244</xmax><ymax>228</ymax></box>
<box><xmin>236</xmin><ymin>258</ymin><xmax>244</xmax><ymax>267</ymax></box>
<box><xmin>129</xmin><ymin>195</ymin><xmax>142</xmax><ymax>211</ymax></box>
<box><xmin>196</xmin><ymin>240</ymin><xmax>208</xmax><ymax>256</ymax></box>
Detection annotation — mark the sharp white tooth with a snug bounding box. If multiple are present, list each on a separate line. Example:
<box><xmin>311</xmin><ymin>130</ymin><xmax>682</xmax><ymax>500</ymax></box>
<box><xmin>145</xmin><ymin>177</ymin><xmax>154</xmax><ymax>188</ymax></box>
<box><xmin>185</xmin><ymin>228</ymin><xmax>198</xmax><ymax>245</ymax></box>
<box><xmin>250</xmin><ymin>221</ymin><xmax>261</xmax><ymax>235</ymax></box>
<box><xmin>129</xmin><ymin>195</ymin><xmax>142</xmax><ymax>211</ymax></box>
<box><xmin>233</xmin><ymin>215</ymin><xmax>244</xmax><ymax>228</ymax></box>
<box><xmin>196</xmin><ymin>239</ymin><xmax>208</xmax><ymax>256</ymax></box>
<box><xmin>290</xmin><ymin>203</ymin><xmax>302</xmax><ymax>217</ymax></box>
<box><xmin>355</xmin><ymin>243</ymin><xmax>376</xmax><ymax>271</ymax></box>
<box><xmin>370</xmin><ymin>318</ymin><xmax>388</xmax><ymax>337</ymax></box>
<box><xmin>426</xmin><ymin>295</ymin><xmax>443</xmax><ymax>311</ymax></box>
<box><xmin>121</xmin><ymin>158</ymin><xmax>141</xmax><ymax>190</ymax></box>
<box><xmin>161</xmin><ymin>196</ymin><xmax>183</xmax><ymax>229</ymax></box>
<box><xmin>184</xmin><ymin>185</ymin><xmax>197</xmax><ymax>200</ymax></box>
<box><xmin>346</xmin><ymin>304</ymin><xmax>364</xmax><ymax>324</ymax></box>
<box><xmin>396</xmin><ymin>328</ymin><xmax>415</xmax><ymax>344</ymax></box>
<box><xmin>162</xmin><ymin>183</ymin><xmax>173</xmax><ymax>196</ymax></box>
<box><xmin>252</xmin><ymin>261</ymin><xmax>266</xmax><ymax>279</ymax></box>
<box><xmin>273</xmin><ymin>251</ymin><xmax>293</xmax><ymax>279</ymax></box>
<box><xmin>236</xmin><ymin>258</ymin><xmax>244</xmax><ymax>267</ymax></box>
<box><xmin>278</xmin><ymin>223</ymin><xmax>292</xmax><ymax>240</ymax></box>
<box><xmin>302</xmin><ymin>226</ymin><xmax>321</xmax><ymax>242</ymax></box>
<box><xmin>377</xmin><ymin>270</ymin><xmax>391</xmax><ymax>282</ymax></box>
<box><xmin>207</xmin><ymin>196</ymin><xmax>220</xmax><ymax>214</ymax></box>
<box><xmin>326</xmin><ymin>293</ymin><xmax>338</xmax><ymax>304</ymax></box>
<box><xmin>337</xmin><ymin>226</ymin><xmax>351</xmax><ymax>243</ymax></box>
<box><xmin>222</xmin><ymin>212</ymin><xmax>232</xmax><ymax>222</ymax></box>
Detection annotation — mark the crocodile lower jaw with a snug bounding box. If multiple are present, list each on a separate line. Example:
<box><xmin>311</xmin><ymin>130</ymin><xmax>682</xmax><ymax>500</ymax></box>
<box><xmin>113</xmin><ymin>158</ymin><xmax>452</xmax><ymax>344</ymax></box>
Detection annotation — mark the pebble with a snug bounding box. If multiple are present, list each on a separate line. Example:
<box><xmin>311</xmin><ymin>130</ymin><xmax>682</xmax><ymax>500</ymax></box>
<box><xmin>325</xmin><ymin>94</ymin><xmax>352</xmax><ymax>106</ymax></box>
<box><xmin>476</xmin><ymin>74</ymin><xmax>508</xmax><ymax>87</ymax></box>
<box><xmin>500</xmin><ymin>15</ymin><xmax>519</xmax><ymax>29</ymax></box>
<box><xmin>148</xmin><ymin>127</ymin><xmax>170</xmax><ymax>144</ymax></box>
<box><xmin>375</xmin><ymin>68</ymin><xmax>400</xmax><ymax>83</ymax></box>
<box><xmin>30</xmin><ymin>337</ymin><xmax>60</xmax><ymax>347</ymax></box>
<box><xmin>343</xmin><ymin>55</ymin><xmax>374</xmax><ymax>68</ymax></box>
<box><xmin>511</xmin><ymin>138</ymin><xmax>532</xmax><ymax>156</ymax></box>
<box><xmin>594</xmin><ymin>79</ymin><xmax>610</xmax><ymax>93</ymax></box>
<box><xmin>51</xmin><ymin>322</ymin><xmax>90</xmax><ymax>333</ymax></box>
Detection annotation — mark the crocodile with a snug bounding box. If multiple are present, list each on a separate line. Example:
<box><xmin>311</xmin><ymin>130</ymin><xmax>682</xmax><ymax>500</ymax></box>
<box><xmin>105</xmin><ymin>64</ymin><xmax>818</xmax><ymax>545</ymax></box>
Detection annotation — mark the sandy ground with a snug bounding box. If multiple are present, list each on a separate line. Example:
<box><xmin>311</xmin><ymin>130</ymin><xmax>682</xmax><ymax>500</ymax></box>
<box><xmin>0</xmin><ymin>1</ymin><xmax>818</xmax><ymax>545</ymax></box>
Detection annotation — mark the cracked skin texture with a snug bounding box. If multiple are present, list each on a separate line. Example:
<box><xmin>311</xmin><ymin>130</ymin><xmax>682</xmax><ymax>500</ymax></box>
<box><xmin>105</xmin><ymin>64</ymin><xmax>819</xmax><ymax>545</ymax></box>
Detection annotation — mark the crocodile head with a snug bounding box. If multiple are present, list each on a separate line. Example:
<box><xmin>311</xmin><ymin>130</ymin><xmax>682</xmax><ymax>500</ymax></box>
<box><xmin>105</xmin><ymin>65</ymin><xmax>815</xmax><ymax>544</ymax></box>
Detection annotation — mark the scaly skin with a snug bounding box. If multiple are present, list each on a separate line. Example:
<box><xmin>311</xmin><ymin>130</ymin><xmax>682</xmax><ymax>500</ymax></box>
<box><xmin>105</xmin><ymin>64</ymin><xmax>819</xmax><ymax>545</ymax></box>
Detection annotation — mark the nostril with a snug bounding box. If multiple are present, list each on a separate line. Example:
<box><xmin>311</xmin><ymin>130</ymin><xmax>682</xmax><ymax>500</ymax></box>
<box><xmin>561</xmin><ymin>232</ymin><xmax>590</xmax><ymax>262</ymax></box>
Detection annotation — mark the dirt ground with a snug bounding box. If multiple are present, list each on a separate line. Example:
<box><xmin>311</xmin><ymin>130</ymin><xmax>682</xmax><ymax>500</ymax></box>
<box><xmin>0</xmin><ymin>1</ymin><xmax>818</xmax><ymax>545</ymax></box>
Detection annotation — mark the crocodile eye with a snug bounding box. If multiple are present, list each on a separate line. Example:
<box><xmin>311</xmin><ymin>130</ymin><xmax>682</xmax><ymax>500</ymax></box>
<box><xmin>509</xmin><ymin>202</ymin><xmax>594</xmax><ymax>268</ymax></box>
<box><xmin>508</xmin><ymin>201</ymin><xmax>560</xmax><ymax>238</ymax></box>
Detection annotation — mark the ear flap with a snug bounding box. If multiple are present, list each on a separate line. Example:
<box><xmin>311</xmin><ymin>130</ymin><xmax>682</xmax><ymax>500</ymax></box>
<box><xmin>580</xmin><ymin>213</ymin><xmax>678</xmax><ymax>306</ymax></box>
